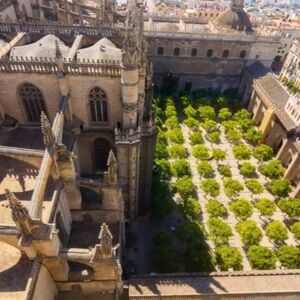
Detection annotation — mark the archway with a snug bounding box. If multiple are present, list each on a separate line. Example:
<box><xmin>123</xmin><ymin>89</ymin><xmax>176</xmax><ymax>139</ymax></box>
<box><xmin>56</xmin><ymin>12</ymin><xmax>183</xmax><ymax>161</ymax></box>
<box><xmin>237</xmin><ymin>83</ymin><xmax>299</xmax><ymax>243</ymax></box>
<box><xmin>93</xmin><ymin>138</ymin><xmax>110</xmax><ymax>173</ymax></box>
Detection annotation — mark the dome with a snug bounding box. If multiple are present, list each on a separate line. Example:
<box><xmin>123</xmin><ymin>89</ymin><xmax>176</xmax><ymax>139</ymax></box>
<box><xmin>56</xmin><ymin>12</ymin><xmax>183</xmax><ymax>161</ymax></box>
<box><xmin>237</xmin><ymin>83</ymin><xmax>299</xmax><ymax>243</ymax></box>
<box><xmin>9</xmin><ymin>35</ymin><xmax>70</xmax><ymax>59</ymax></box>
<box><xmin>76</xmin><ymin>38</ymin><xmax>121</xmax><ymax>62</ymax></box>
<box><xmin>212</xmin><ymin>5</ymin><xmax>252</xmax><ymax>32</ymax></box>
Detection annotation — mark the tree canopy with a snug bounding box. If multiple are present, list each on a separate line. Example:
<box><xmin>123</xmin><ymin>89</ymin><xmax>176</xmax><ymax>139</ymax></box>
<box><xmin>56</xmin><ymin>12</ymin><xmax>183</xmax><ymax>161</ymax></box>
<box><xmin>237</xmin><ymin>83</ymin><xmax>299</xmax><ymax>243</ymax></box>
<box><xmin>173</xmin><ymin>176</ymin><xmax>196</xmax><ymax>199</ymax></box>
<box><xmin>197</xmin><ymin>161</ymin><xmax>214</xmax><ymax>178</ymax></box>
<box><xmin>278</xmin><ymin>198</ymin><xmax>300</xmax><ymax>218</ymax></box>
<box><xmin>224</xmin><ymin>178</ymin><xmax>244</xmax><ymax>198</ymax></box>
<box><xmin>180</xmin><ymin>197</ymin><xmax>202</xmax><ymax>221</ymax></box>
<box><xmin>205</xmin><ymin>199</ymin><xmax>227</xmax><ymax>218</ymax></box>
<box><xmin>215</xmin><ymin>246</ymin><xmax>243</xmax><ymax>271</ymax></box>
<box><xmin>268</xmin><ymin>179</ymin><xmax>292</xmax><ymax>197</ymax></box>
<box><xmin>266</xmin><ymin>220</ymin><xmax>288</xmax><ymax>244</ymax></box>
<box><xmin>198</xmin><ymin>105</ymin><xmax>216</xmax><ymax>120</ymax></box>
<box><xmin>237</xmin><ymin>220</ymin><xmax>262</xmax><ymax>246</ymax></box>
<box><xmin>246</xmin><ymin>179</ymin><xmax>264</xmax><ymax>195</ymax></box>
<box><xmin>200</xmin><ymin>179</ymin><xmax>220</xmax><ymax>197</ymax></box>
<box><xmin>239</xmin><ymin>161</ymin><xmax>256</xmax><ymax>178</ymax></box>
<box><xmin>253</xmin><ymin>144</ymin><xmax>274</xmax><ymax>162</ymax></box>
<box><xmin>192</xmin><ymin>145</ymin><xmax>211</xmax><ymax>160</ymax></box>
<box><xmin>229</xmin><ymin>198</ymin><xmax>253</xmax><ymax>220</ymax></box>
<box><xmin>212</xmin><ymin>148</ymin><xmax>226</xmax><ymax>162</ymax></box>
<box><xmin>207</xmin><ymin>217</ymin><xmax>233</xmax><ymax>246</ymax></box>
<box><xmin>247</xmin><ymin>245</ymin><xmax>277</xmax><ymax>270</ymax></box>
<box><xmin>168</xmin><ymin>144</ymin><xmax>186</xmax><ymax>159</ymax></box>
<box><xmin>218</xmin><ymin>165</ymin><xmax>232</xmax><ymax>177</ymax></box>
<box><xmin>255</xmin><ymin>198</ymin><xmax>276</xmax><ymax>217</ymax></box>
<box><xmin>276</xmin><ymin>245</ymin><xmax>300</xmax><ymax>269</ymax></box>
<box><xmin>171</xmin><ymin>159</ymin><xmax>191</xmax><ymax>177</ymax></box>
<box><xmin>232</xmin><ymin>144</ymin><xmax>252</xmax><ymax>160</ymax></box>
<box><xmin>259</xmin><ymin>160</ymin><xmax>285</xmax><ymax>179</ymax></box>
<box><xmin>218</xmin><ymin>108</ymin><xmax>232</xmax><ymax>120</ymax></box>
<box><xmin>290</xmin><ymin>222</ymin><xmax>300</xmax><ymax>240</ymax></box>
<box><xmin>189</xmin><ymin>131</ymin><xmax>204</xmax><ymax>145</ymax></box>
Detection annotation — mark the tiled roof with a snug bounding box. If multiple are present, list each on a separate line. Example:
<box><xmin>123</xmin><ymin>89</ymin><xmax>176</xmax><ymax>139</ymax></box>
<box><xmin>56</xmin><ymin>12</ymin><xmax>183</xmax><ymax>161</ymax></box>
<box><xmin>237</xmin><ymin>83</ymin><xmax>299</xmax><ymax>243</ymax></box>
<box><xmin>129</xmin><ymin>273</ymin><xmax>300</xmax><ymax>297</ymax></box>
<box><xmin>246</xmin><ymin>61</ymin><xmax>268</xmax><ymax>79</ymax></box>
<box><xmin>275</xmin><ymin>110</ymin><xmax>297</xmax><ymax>131</ymax></box>
<box><xmin>257</xmin><ymin>74</ymin><xmax>289</xmax><ymax>110</ymax></box>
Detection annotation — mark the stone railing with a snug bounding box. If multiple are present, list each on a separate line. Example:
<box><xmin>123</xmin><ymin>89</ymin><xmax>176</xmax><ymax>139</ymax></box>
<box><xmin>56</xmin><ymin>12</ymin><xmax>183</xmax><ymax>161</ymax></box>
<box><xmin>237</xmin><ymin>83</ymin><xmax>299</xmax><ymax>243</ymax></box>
<box><xmin>144</xmin><ymin>28</ymin><xmax>281</xmax><ymax>43</ymax></box>
<box><xmin>115</xmin><ymin>122</ymin><xmax>156</xmax><ymax>143</ymax></box>
<box><xmin>0</xmin><ymin>19</ymin><xmax>126</xmax><ymax>36</ymax></box>
<box><xmin>0</xmin><ymin>57</ymin><xmax>121</xmax><ymax>76</ymax></box>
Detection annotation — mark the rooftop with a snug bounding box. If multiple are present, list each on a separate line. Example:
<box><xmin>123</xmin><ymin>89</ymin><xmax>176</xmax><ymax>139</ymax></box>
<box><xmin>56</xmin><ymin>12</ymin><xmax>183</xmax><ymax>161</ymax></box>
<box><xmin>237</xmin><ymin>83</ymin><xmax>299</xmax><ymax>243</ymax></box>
<box><xmin>0</xmin><ymin>155</ymin><xmax>55</xmax><ymax>224</ymax></box>
<box><xmin>129</xmin><ymin>273</ymin><xmax>300</xmax><ymax>297</ymax></box>
<box><xmin>0</xmin><ymin>242</ymin><xmax>33</xmax><ymax>299</ymax></box>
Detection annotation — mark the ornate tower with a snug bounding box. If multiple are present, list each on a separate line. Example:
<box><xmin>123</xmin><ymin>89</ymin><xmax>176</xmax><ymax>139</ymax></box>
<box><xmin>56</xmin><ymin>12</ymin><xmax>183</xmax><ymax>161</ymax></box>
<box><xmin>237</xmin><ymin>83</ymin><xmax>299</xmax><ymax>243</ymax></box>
<box><xmin>116</xmin><ymin>1</ymin><xmax>156</xmax><ymax>219</ymax></box>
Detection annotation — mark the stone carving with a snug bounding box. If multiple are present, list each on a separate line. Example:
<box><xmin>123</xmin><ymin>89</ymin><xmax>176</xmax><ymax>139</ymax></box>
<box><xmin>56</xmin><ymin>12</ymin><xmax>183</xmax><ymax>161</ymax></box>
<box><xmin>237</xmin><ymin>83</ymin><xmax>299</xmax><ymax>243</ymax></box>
<box><xmin>55</xmin><ymin>144</ymin><xmax>72</xmax><ymax>161</ymax></box>
<box><xmin>90</xmin><ymin>223</ymin><xmax>113</xmax><ymax>262</ymax></box>
<box><xmin>5</xmin><ymin>189</ymin><xmax>32</xmax><ymax>238</ymax></box>
<box><xmin>123</xmin><ymin>101</ymin><xmax>137</xmax><ymax>112</ymax></box>
<box><xmin>99</xmin><ymin>223</ymin><xmax>113</xmax><ymax>258</ymax></box>
<box><xmin>107</xmin><ymin>150</ymin><xmax>118</xmax><ymax>182</ymax></box>
<box><xmin>41</xmin><ymin>111</ymin><xmax>55</xmax><ymax>149</ymax></box>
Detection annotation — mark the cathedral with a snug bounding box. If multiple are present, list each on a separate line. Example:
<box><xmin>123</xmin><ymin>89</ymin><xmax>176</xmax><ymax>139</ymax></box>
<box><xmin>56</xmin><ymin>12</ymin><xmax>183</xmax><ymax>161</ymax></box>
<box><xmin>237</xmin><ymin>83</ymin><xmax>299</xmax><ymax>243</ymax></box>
<box><xmin>0</xmin><ymin>1</ymin><xmax>155</xmax><ymax>298</ymax></box>
<box><xmin>0</xmin><ymin>0</ymin><xmax>300</xmax><ymax>299</ymax></box>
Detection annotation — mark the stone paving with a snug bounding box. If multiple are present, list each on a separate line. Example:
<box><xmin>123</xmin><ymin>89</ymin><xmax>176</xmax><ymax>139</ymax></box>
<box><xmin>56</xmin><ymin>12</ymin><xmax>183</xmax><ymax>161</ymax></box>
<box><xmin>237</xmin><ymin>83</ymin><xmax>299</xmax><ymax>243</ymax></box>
<box><xmin>176</xmin><ymin>123</ymin><xmax>299</xmax><ymax>271</ymax></box>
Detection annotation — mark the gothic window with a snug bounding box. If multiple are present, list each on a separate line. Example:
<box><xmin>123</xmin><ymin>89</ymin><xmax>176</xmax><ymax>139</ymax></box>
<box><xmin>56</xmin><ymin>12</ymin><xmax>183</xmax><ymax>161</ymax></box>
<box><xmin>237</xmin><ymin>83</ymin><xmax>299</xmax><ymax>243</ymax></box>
<box><xmin>173</xmin><ymin>47</ymin><xmax>180</xmax><ymax>56</ymax></box>
<box><xmin>223</xmin><ymin>50</ymin><xmax>229</xmax><ymax>58</ymax></box>
<box><xmin>94</xmin><ymin>138</ymin><xmax>110</xmax><ymax>172</ymax></box>
<box><xmin>191</xmin><ymin>48</ymin><xmax>197</xmax><ymax>57</ymax></box>
<box><xmin>207</xmin><ymin>49</ymin><xmax>213</xmax><ymax>58</ymax></box>
<box><xmin>89</xmin><ymin>87</ymin><xmax>108</xmax><ymax>123</ymax></box>
<box><xmin>240</xmin><ymin>50</ymin><xmax>246</xmax><ymax>58</ymax></box>
<box><xmin>19</xmin><ymin>83</ymin><xmax>47</xmax><ymax>122</ymax></box>
<box><xmin>157</xmin><ymin>47</ymin><xmax>164</xmax><ymax>56</ymax></box>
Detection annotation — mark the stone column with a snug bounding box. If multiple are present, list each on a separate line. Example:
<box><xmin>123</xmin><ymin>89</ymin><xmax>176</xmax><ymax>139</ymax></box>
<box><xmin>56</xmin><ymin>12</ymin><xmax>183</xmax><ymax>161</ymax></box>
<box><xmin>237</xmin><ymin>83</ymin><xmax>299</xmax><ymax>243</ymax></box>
<box><xmin>253</xmin><ymin>99</ymin><xmax>263</xmax><ymax>124</ymax></box>
<box><xmin>284</xmin><ymin>153</ymin><xmax>300</xmax><ymax>181</ymax></box>
<box><xmin>292</xmin><ymin>181</ymin><xmax>300</xmax><ymax>198</ymax></box>
<box><xmin>259</xmin><ymin>107</ymin><xmax>274</xmax><ymax>139</ymax></box>
<box><xmin>121</xmin><ymin>66</ymin><xmax>139</xmax><ymax>129</ymax></box>
<box><xmin>276</xmin><ymin>138</ymin><xmax>289</xmax><ymax>160</ymax></box>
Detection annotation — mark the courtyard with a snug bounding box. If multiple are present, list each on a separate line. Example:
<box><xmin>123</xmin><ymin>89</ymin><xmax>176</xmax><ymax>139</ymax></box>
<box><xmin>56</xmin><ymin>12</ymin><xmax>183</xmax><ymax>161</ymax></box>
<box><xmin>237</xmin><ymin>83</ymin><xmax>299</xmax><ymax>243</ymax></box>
<box><xmin>140</xmin><ymin>91</ymin><xmax>300</xmax><ymax>274</ymax></box>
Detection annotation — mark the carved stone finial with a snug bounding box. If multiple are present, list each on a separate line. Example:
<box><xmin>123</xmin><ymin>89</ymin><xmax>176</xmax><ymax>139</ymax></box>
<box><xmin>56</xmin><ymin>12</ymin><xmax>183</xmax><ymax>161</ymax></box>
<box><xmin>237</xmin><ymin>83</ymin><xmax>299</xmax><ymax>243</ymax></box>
<box><xmin>99</xmin><ymin>223</ymin><xmax>113</xmax><ymax>258</ymax></box>
<box><xmin>5</xmin><ymin>189</ymin><xmax>32</xmax><ymax>238</ymax></box>
<box><xmin>41</xmin><ymin>111</ymin><xmax>55</xmax><ymax>149</ymax></box>
<box><xmin>55</xmin><ymin>39</ymin><xmax>62</xmax><ymax>59</ymax></box>
<box><xmin>107</xmin><ymin>149</ymin><xmax>117</xmax><ymax>172</ymax></box>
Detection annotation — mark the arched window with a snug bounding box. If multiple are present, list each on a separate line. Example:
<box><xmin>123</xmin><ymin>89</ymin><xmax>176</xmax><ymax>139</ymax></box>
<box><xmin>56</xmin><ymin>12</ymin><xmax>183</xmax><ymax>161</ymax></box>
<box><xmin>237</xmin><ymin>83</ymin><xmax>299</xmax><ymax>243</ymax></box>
<box><xmin>19</xmin><ymin>83</ymin><xmax>47</xmax><ymax>122</ymax></box>
<box><xmin>89</xmin><ymin>87</ymin><xmax>108</xmax><ymax>123</ymax></box>
<box><xmin>157</xmin><ymin>47</ymin><xmax>164</xmax><ymax>55</ymax></box>
<box><xmin>94</xmin><ymin>138</ymin><xmax>110</xmax><ymax>172</ymax></box>
<box><xmin>173</xmin><ymin>47</ymin><xmax>180</xmax><ymax>56</ymax></box>
<box><xmin>240</xmin><ymin>50</ymin><xmax>247</xmax><ymax>58</ymax></box>
<box><xmin>207</xmin><ymin>49</ymin><xmax>213</xmax><ymax>58</ymax></box>
<box><xmin>222</xmin><ymin>50</ymin><xmax>229</xmax><ymax>58</ymax></box>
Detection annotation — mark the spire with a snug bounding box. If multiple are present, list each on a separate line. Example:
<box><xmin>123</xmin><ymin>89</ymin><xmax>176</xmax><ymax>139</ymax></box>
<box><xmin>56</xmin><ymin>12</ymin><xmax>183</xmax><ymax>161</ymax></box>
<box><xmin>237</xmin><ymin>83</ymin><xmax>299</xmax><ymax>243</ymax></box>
<box><xmin>5</xmin><ymin>189</ymin><xmax>32</xmax><ymax>238</ymax></box>
<box><xmin>55</xmin><ymin>39</ymin><xmax>65</xmax><ymax>74</ymax></box>
<box><xmin>106</xmin><ymin>150</ymin><xmax>118</xmax><ymax>183</ymax></box>
<box><xmin>231</xmin><ymin>0</ymin><xmax>244</xmax><ymax>10</ymax></box>
<box><xmin>99</xmin><ymin>223</ymin><xmax>113</xmax><ymax>258</ymax></box>
<box><xmin>41</xmin><ymin>111</ymin><xmax>55</xmax><ymax>149</ymax></box>
<box><xmin>138</xmin><ymin>8</ymin><xmax>147</xmax><ymax>66</ymax></box>
<box><xmin>55</xmin><ymin>39</ymin><xmax>62</xmax><ymax>59</ymax></box>
<box><xmin>90</xmin><ymin>223</ymin><xmax>114</xmax><ymax>262</ymax></box>
<box><xmin>122</xmin><ymin>0</ymin><xmax>139</xmax><ymax>68</ymax></box>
